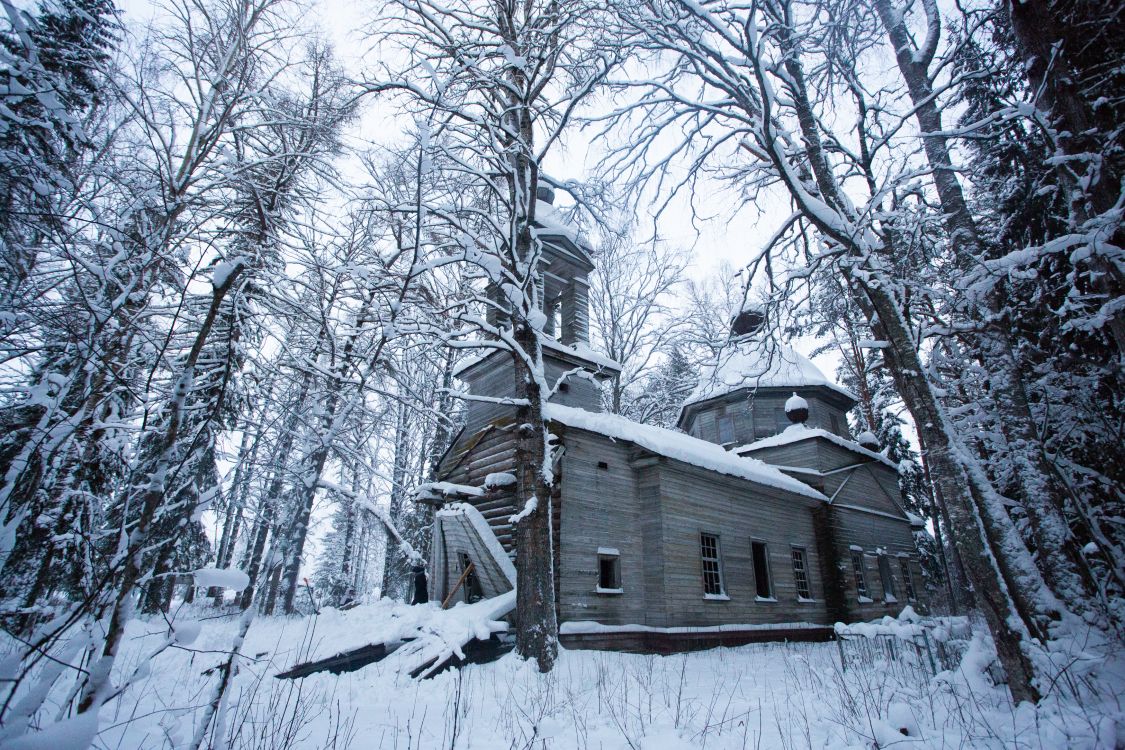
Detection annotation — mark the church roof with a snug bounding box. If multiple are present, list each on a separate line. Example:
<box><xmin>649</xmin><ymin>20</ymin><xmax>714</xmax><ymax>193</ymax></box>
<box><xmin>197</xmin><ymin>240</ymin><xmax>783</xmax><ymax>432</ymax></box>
<box><xmin>735</xmin><ymin>423</ymin><xmax>899</xmax><ymax>471</ymax></box>
<box><xmin>544</xmin><ymin>403</ymin><xmax>828</xmax><ymax>501</ymax></box>
<box><xmin>682</xmin><ymin>342</ymin><xmax>856</xmax><ymax>409</ymax></box>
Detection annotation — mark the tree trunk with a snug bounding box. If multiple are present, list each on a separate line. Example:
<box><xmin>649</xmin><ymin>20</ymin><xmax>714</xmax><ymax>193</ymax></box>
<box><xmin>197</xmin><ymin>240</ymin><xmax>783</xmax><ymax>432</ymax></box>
<box><xmin>1006</xmin><ymin>0</ymin><xmax>1125</xmax><ymax>353</ymax></box>
<box><xmin>512</xmin><ymin>316</ymin><xmax>558</xmax><ymax>673</ymax></box>
<box><xmin>766</xmin><ymin>17</ymin><xmax>1043</xmax><ymax>701</ymax></box>
<box><xmin>380</xmin><ymin>400</ymin><xmax>413</xmax><ymax>600</ymax></box>
<box><xmin>77</xmin><ymin>263</ymin><xmax>246</xmax><ymax>714</ymax></box>
<box><xmin>874</xmin><ymin>0</ymin><xmax>1106</xmax><ymax>629</ymax></box>
<box><xmin>239</xmin><ymin>372</ymin><xmax>310</xmax><ymax>610</ymax></box>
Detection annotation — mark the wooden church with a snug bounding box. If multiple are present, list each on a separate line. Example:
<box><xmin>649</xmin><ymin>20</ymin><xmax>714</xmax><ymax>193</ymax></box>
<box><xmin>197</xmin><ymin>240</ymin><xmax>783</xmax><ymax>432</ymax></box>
<box><xmin>424</xmin><ymin>189</ymin><xmax>924</xmax><ymax>651</ymax></box>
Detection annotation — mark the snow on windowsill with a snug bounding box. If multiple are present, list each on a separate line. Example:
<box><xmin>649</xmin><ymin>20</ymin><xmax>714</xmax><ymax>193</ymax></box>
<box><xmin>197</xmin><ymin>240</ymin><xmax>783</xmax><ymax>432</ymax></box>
<box><xmin>597</xmin><ymin>547</ymin><xmax>620</xmax><ymax>556</ymax></box>
<box><xmin>595</xmin><ymin>586</ymin><xmax>623</xmax><ymax>595</ymax></box>
<box><xmin>884</xmin><ymin>595</ymin><xmax>898</xmax><ymax>604</ymax></box>
<box><xmin>797</xmin><ymin>597</ymin><xmax>816</xmax><ymax>604</ymax></box>
<box><xmin>703</xmin><ymin>593</ymin><xmax>731</xmax><ymax>601</ymax></box>
<box><xmin>754</xmin><ymin>596</ymin><xmax>777</xmax><ymax>603</ymax></box>
<box><xmin>857</xmin><ymin>596</ymin><xmax>874</xmax><ymax>604</ymax></box>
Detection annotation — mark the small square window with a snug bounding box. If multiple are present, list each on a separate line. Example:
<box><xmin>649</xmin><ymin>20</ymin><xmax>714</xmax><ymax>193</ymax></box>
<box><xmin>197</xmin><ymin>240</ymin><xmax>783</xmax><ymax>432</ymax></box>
<box><xmin>700</xmin><ymin>533</ymin><xmax>725</xmax><ymax>596</ymax></box>
<box><xmin>598</xmin><ymin>554</ymin><xmax>621</xmax><ymax>591</ymax></box>
<box><xmin>851</xmin><ymin>551</ymin><xmax>869</xmax><ymax>599</ymax></box>
<box><xmin>751</xmin><ymin>541</ymin><xmax>772</xmax><ymax>598</ymax></box>
<box><xmin>791</xmin><ymin>547</ymin><xmax>811</xmax><ymax>600</ymax></box>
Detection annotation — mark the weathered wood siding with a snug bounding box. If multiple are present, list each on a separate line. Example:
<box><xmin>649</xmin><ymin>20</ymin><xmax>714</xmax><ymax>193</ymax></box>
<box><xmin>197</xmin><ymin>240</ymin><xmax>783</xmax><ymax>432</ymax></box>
<box><xmin>437</xmin><ymin>424</ymin><xmax>519</xmax><ymax>551</ymax></box>
<box><xmin>556</xmin><ymin>426</ymin><xmax>832</xmax><ymax>628</ymax></box>
<box><xmin>652</xmin><ymin>461</ymin><xmax>830</xmax><ymax>627</ymax></box>
<box><xmin>556</xmin><ymin>429</ymin><xmax>652</xmax><ymax>625</ymax></box>
<box><xmin>739</xmin><ymin>441</ymin><xmax>823</xmax><ymax>473</ymax></box>
<box><xmin>457</xmin><ymin>351</ymin><xmax>602</xmax><ymax>436</ymax></box>
<box><xmin>831</xmin><ymin>506</ymin><xmax>920</xmax><ymax>619</ymax></box>
<box><xmin>681</xmin><ymin>388</ymin><xmax>853</xmax><ymax>445</ymax></box>
<box><xmin>430</xmin><ymin>512</ymin><xmax>514</xmax><ymax>604</ymax></box>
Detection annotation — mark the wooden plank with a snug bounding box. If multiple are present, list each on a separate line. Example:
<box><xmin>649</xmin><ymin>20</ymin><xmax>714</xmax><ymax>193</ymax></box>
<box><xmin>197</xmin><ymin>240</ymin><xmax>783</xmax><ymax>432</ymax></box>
<box><xmin>559</xmin><ymin>625</ymin><xmax>835</xmax><ymax>654</ymax></box>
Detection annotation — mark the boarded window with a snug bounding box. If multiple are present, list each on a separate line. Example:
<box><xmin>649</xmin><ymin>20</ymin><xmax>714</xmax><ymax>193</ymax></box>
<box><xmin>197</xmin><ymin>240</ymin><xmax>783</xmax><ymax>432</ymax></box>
<box><xmin>878</xmin><ymin>555</ymin><xmax>897</xmax><ymax>600</ymax></box>
<box><xmin>900</xmin><ymin>558</ymin><xmax>916</xmax><ymax>600</ymax></box>
<box><xmin>598</xmin><ymin>553</ymin><xmax>621</xmax><ymax>591</ymax></box>
<box><xmin>700</xmin><ymin>533</ymin><xmax>725</xmax><ymax>596</ymax></box>
<box><xmin>751</xmin><ymin>540</ymin><xmax>772</xmax><ymax>598</ymax></box>
<box><xmin>791</xmin><ymin>547</ymin><xmax>811</xmax><ymax>599</ymax></box>
<box><xmin>717</xmin><ymin>415</ymin><xmax>734</xmax><ymax>444</ymax></box>
<box><xmin>850</xmin><ymin>551</ymin><xmax>869</xmax><ymax>598</ymax></box>
<box><xmin>830</xmin><ymin>413</ymin><xmax>842</xmax><ymax>435</ymax></box>
<box><xmin>698</xmin><ymin>412</ymin><xmax>716</xmax><ymax>442</ymax></box>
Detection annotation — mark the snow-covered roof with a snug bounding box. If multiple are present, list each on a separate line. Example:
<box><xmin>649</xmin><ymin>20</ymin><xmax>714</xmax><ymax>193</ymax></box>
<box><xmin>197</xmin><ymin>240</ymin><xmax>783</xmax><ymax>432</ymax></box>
<box><xmin>735</xmin><ymin>424</ymin><xmax>899</xmax><ymax>471</ymax></box>
<box><xmin>532</xmin><ymin>199</ymin><xmax>592</xmax><ymax>261</ymax></box>
<box><xmin>453</xmin><ymin>337</ymin><xmax>623</xmax><ymax>378</ymax></box>
<box><xmin>544</xmin><ymin>403</ymin><xmax>827</xmax><ymax>501</ymax></box>
<box><xmin>416</xmin><ymin>481</ymin><xmax>484</xmax><ymax>501</ymax></box>
<box><xmin>683</xmin><ymin>342</ymin><xmax>856</xmax><ymax>409</ymax></box>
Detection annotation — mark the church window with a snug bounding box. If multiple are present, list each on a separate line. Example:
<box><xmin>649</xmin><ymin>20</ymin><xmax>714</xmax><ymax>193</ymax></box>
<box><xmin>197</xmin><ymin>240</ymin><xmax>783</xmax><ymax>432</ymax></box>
<box><xmin>830</xmin><ymin>413</ymin><xmax>842</xmax><ymax>436</ymax></box>
<box><xmin>878</xmin><ymin>554</ymin><xmax>897</xmax><ymax>602</ymax></box>
<box><xmin>751</xmin><ymin>541</ymin><xmax>773</xmax><ymax>599</ymax></box>
<box><xmin>700</xmin><ymin>533</ymin><xmax>725</xmax><ymax>596</ymax></box>
<box><xmin>900</xmin><ymin>558</ymin><xmax>916</xmax><ymax>601</ymax></box>
<box><xmin>717</xmin><ymin>415</ymin><xmax>735</xmax><ymax>444</ymax></box>
<box><xmin>791</xmin><ymin>546</ymin><xmax>811</xmax><ymax>599</ymax></box>
<box><xmin>850</xmin><ymin>550</ymin><xmax>869</xmax><ymax>599</ymax></box>
<box><xmin>597</xmin><ymin>548</ymin><xmax>621</xmax><ymax>593</ymax></box>
<box><xmin>698</xmin><ymin>411</ymin><xmax>716</xmax><ymax>442</ymax></box>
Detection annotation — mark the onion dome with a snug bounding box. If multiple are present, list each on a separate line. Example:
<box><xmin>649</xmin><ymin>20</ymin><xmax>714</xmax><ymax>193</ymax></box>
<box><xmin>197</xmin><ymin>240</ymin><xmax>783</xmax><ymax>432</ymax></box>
<box><xmin>856</xmin><ymin>430</ymin><xmax>880</xmax><ymax>450</ymax></box>
<box><xmin>785</xmin><ymin>392</ymin><xmax>809</xmax><ymax>423</ymax></box>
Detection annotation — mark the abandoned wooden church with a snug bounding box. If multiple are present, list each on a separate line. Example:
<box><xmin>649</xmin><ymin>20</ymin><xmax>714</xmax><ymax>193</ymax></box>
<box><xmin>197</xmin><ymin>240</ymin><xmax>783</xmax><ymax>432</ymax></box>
<box><xmin>424</xmin><ymin>190</ymin><xmax>925</xmax><ymax>651</ymax></box>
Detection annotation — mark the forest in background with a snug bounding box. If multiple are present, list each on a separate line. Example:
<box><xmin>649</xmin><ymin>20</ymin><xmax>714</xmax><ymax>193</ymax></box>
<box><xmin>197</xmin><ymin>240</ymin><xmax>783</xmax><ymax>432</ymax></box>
<box><xmin>0</xmin><ymin>0</ymin><xmax>1122</xmax><ymax>743</ymax></box>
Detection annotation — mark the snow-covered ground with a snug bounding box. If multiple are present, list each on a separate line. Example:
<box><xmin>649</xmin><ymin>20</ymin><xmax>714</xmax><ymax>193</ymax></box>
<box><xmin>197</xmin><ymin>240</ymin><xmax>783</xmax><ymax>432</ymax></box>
<box><xmin>5</xmin><ymin>599</ymin><xmax>1123</xmax><ymax>749</ymax></box>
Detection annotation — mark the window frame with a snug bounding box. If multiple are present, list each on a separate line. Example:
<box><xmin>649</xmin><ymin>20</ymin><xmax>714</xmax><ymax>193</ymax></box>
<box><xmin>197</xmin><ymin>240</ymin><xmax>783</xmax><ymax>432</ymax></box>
<box><xmin>700</xmin><ymin>532</ymin><xmax>728</xmax><ymax>600</ymax></box>
<box><xmin>899</xmin><ymin>557</ymin><xmax>917</xmax><ymax>601</ymax></box>
<box><xmin>850</xmin><ymin>548</ymin><xmax>870</xmax><ymax>601</ymax></box>
<box><xmin>717</xmin><ymin>415</ymin><xmax>735</xmax><ymax>444</ymax></box>
<box><xmin>596</xmin><ymin>548</ymin><xmax>622</xmax><ymax>595</ymax></box>
<box><xmin>750</xmin><ymin>539</ymin><xmax>774</xmax><ymax>601</ymax></box>
<box><xmin>877</xmin><ymin>553</ymin><xmax>898</xmax><ymax>603</ymax></box>
<box><xmin>790</xmin><ymin>545</ymin><xmax>812</xmax><ymax>601</ymax></box>
<box><xmin>698</xmin><ymin>411</ymin><xmax>717</xmax><ymax>442</ymax></box>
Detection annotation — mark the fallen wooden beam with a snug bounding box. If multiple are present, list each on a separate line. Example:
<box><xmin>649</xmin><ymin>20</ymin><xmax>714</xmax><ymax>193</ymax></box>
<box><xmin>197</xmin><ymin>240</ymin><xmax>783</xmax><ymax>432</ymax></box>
<box><xmin>407</xmin><ymin>634</ymin><xmax>515</xmax><ymax>680</ymax></box>
<box><xmin>275</xmin><ymin>639</ymin><xmax>413</xmax><ymax>679</ymax></box>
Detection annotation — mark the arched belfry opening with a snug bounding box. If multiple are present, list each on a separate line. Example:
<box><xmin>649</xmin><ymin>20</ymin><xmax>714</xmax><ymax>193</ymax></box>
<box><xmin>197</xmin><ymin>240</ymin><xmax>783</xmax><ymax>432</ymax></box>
<box><xmin>486</xmin><ymin>182</ymin><xmax>593</xmax><ymax>345</ymax></box>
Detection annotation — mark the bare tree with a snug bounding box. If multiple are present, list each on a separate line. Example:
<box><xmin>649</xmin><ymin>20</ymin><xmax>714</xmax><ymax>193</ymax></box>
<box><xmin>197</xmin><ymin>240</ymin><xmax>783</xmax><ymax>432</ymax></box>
<box><xmin>367</xmin><ymin>0</ymin><xmax>617</xmax><ymax>671</ymax></box>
